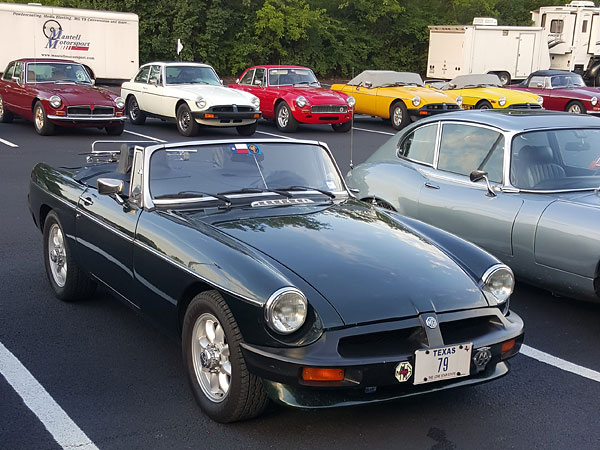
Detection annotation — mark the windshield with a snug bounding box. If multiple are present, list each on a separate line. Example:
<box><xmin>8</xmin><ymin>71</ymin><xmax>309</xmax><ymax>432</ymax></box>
<box><xmin>550</xmin><ymin>74</ymin><xmax>586</xmax><ymax>88</ymax></box>
<box><xmin>165</xmin><ymin>66</ymin><xmax>221</xmax><ymax>85</ymax></box>
<box><xmin>510</xmin><ymin>129</ymin><xmax>600</xmax><ymax>191</ymax></box>
<box><xmin>268</xmin><ymin>68</ymin><xmax>319</xmax><ymax>86</ymax></box>
<box><xmin>149</xmin><ymin>142</ymin><xmax>345</xmax><ymax>204</ymax></box>
<box><xmin>26</xmin><ymin>62</ymin><xmax>91</xmax><ymax>84</ymax></box>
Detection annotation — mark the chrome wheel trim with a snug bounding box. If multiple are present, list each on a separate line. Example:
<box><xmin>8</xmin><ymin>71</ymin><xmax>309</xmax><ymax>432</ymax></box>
<box><xmin>178</xmin><ymin>109</ymin><xmax>191</xmax><ymax>131</ymax></box>
<box><xmin>277</xmin><ymin>106</ymin><xmax>289</xmax><ymax>128</ymax></box>
<box><xmin>0</xmin><ymin>96</ymin><xmax>4</xmax><ymax>117</ymax></box>
<box><xmin>48</xmin><ymin>223</ymin><xmax>67</xmax><ymax>288</ymax></box>
<box><xmin>392</xmin><ymin>106</ymin><xmax>402</xmax><ymax>127</ymax></box>
<box><xmin>191</xmin><ymin>312</ymin><xmax>231</xmax><ymax>403</ymax></box>
<box><xmin>35</xmin><ymin>105</ymin><xmax>45</xmax><ymax>130</ymax></box>
<box><xmin>129</xmin><ymin>98</ymin><xmax>139</xmax><ymax>120</ymax></box>
<box><xmin>568</xmin><ymin>103</ymin><xmax>583</xmax><ymax>114</ymax></box>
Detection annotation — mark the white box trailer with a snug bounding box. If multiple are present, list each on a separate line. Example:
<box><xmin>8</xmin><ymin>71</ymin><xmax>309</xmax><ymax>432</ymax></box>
<box><xmin>0</xmin><ymin>2</ymin><xmax>138</xmax><ymax>82</ymax></box>
<box><xmin>427</xmin><ymin>18</ymin><xmax>550</xmax><ymax>84</ymax></box>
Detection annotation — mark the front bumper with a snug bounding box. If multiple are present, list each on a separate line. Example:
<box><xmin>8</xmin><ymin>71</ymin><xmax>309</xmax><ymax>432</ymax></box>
<box><xmin>47</xmin><ymin>115</ymin><xmax>126</xmax><ymax>125</ymax></box>
<box><xmin>192</xmin><ymin>105</ymin><xmax>261</xmax><ymax>126</ymax></box>
<box><xmin>409</xmin><ymin>103</ymin><xmax>461</xmax><ymax>118</ymax></box>
<box><xmin>241</xmin><ymin>308</ymin><xmax>523</xmax><ymax>408</ymax></box>
<box><xmin>291</xmin><ymin>104</ymin><xmax>353</xmax><ymax>124</ymax></box>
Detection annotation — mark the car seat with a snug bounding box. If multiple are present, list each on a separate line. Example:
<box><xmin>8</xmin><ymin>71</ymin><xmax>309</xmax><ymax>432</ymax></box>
<box><xmin>514</xmin><ymin>145</ymin><xmax>565</xmax><ymax>189</ymax></box>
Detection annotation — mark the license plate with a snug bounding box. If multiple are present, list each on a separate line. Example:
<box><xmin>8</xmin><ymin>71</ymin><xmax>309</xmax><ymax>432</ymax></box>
<box><xmin>413</xmin><ymin>343</ymin><xmax>472</xmax><ymax>385</ymax></box>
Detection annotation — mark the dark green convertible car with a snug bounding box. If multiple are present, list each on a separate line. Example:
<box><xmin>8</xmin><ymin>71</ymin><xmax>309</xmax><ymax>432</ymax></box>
<box><xmin>29</xmin><ymin>138</ymin><xmax>524</xmax><ymax>422</ymax></box>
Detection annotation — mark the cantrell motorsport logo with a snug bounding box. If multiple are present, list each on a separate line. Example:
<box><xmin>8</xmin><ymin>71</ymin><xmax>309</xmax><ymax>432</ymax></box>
<box><xmin>43</xmin><ymin>20</ymin><xmax>91</xmax><ymax>51</ymax></box>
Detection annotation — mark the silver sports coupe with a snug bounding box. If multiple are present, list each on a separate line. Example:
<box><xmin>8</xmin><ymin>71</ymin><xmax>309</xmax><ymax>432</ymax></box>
<box><xmin>348</xmin><ymin>110</ymin><xmax>600</xmax><ymax>302</ymax></box>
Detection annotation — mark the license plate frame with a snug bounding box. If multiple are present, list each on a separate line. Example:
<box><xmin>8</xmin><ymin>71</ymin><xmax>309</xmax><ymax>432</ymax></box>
<box><xmin>413</xmin><ymin>343</ymin><xmax>473</xmax><ymax>385</ymax></box>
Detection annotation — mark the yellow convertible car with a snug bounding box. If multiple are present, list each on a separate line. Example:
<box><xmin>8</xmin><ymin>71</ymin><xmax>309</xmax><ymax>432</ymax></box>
<box><xmin>331</xmin><ymin>70</ymin><xmax>461</xmax><ymax>130</ymax></box>
<box><xmin>435</xmin><ymin>74</ymin><xmax>544</xmax><ymax>110</ymax></box>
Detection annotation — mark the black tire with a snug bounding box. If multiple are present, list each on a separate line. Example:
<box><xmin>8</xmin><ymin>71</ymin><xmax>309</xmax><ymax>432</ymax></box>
<box><xmin>105</xmin><ymin>122</ymin><xmax>125</xmax><ymax>136</ymax></box>
<box><xmin>0</xmin><ymin>94</ymin><xmax>14</xmax><ymax>123</ymax></box>
<box><xmin>33</xmin><ymin>101</ymin><xmax>55</xmax><ymax>135</ymax></box>
<box><xmin>331</xmin><ymin>121</ymin><xmax>352</xmax><ymax>132</ymax></box>
<box><xmin>43</xmin><ymin>211</ymin><xmax>96</xmax><ymax>301</ymax></box>
<box><xmin>176</xmin><ymin>103</ymin><xmax>200</xmax><ymax>136</ymax></box>
<box><xmin>497</xmin><ymin>72</ymin><xmax>511</xmax><ymax>85</ymax></box>
<box><xmin>389</xmin><ymin>101</ymin><xmax>410</xmax><ymax>130</ymax></box>
<box><xmin>566</xmin><ymin>100</ymin><xmax>586</xmax><ymax>114</ymax></box>
<box><xmin>275</xmin><ymin>102</ymin><xmax>298</xmax><ymax>132</ymax></box>
<box><xmin>182</xmin><ymin>290</ymin><xmax>269</xmax><ymax>423</ymax></box>
<box><xmin>476</xmin><ymin>100</ymin><xmax>493</xmax><ymax>110</ymax></box>
<box><xmin>236</xmin><ymin>121</ymin><xmax>257</xmax><ymax>136</ymax></box>
<box><xmin>127</xmin><ymin>95</ymin><xmax>146</xmax><ymax>125</ymax></box>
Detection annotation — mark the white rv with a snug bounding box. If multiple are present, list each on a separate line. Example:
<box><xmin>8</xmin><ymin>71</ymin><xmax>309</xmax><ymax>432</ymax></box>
<box><xmin>427</xmin><ymin>18</ymin><xmax>550</xmax><ymax>84</ymax></box>
<box><xmin>0</xmin><ymin>2</ymin><xmax>138</xmax><ymax>82</ymax></box>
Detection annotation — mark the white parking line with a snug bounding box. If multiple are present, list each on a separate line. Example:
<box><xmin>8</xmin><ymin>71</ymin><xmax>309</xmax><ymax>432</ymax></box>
<box><xmin>255</xmin><ymin>130</ymin><xmax>293</xmax><ymax>139</ymax></box>
<box><xmin>123</xmin><ymin>129</ymin><xmax>166</xmax><ymax>143</ymax></box>
<box><xmin>352</xmin><ymin>127</ymin><xmax>395</xmax><ymax>136</ymax></box>
<box><xmin>0</xmin><ymin>342</ymin><xmax>99</xmax><ymax>450</ymax></box>
<box><xmin>521</xmin><ymin>344</ymin><xmax>600</xmax><ymax>383</ymax></box>
<box><xmin>0</xmin><ymin>137</ymin><xmax>19</xmax><ymax>147</ymax></box>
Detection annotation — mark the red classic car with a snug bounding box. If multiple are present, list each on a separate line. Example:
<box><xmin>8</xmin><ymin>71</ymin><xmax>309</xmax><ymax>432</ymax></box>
<box><xmin>0</xmin><ymin>58</ymin><xmax>126</xmax><ymax>135</ymax></box>
<box><xmin>506</xmin><ymin>70</ymin><xmax>600</xmax><ymax>115</ymax></box>
<box><xmin>230</xmin><ymin>65</ymin><xmax>354</xmax><ymax>132</ymax></box>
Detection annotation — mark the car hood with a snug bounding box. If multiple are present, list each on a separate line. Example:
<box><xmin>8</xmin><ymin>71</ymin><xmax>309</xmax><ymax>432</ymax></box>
<box><xmin>203</xmin><ymin>202</ymin><xmax>488</xmax><ymax>325</ymax></box>
<box><xmin>273</xmin><ymin>86</ymin><xmax>348</xmax><ymax>103</ymax></box>
<box><xmin>36</xmin><ymin>83</ymin><xmax>117</xmax><ymax>105</ymax></box>
<box><xmin>166</xmin><ymin>84</ymin><xmax>255</xmax><ymax>105</ymax></box>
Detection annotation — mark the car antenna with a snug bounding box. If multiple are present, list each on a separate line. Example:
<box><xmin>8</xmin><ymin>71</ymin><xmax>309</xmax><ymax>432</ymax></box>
<box><xmin>349</xmin><ymin>113</ymin><xmax>354</xmax><ymax>170</ymax></box>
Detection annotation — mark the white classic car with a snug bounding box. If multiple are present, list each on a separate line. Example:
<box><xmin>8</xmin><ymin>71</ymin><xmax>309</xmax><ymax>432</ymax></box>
<box><xmin>121</xmin><ymin>62</ymin><xmax>262</xmax><ymax>136</ymax></box>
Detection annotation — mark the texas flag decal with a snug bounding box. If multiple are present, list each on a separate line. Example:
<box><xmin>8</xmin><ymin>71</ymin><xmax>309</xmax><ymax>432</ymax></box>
<box><xmin>230</xmin><ymin>144</ymin><xmax>249</xmax><ymax>154</ymax></box>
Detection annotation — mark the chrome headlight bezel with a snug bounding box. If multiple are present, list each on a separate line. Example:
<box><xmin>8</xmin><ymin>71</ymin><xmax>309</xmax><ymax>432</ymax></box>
<box><xmin>456</xmin><ymin>95</ymin><xmax>463</xmax><ymax>107</ymax></box>
<box><xmin>195</xmin><ymin>96</ymin><xmax>207</xmax><ymax>109</ymax></box>
<box><xmin>295</xmin><ymin>96</ymin><xmax>308</xmax><ymax>108</ymax></box>
<box><xmin>115</xmin><ymin>96</ymin><xmax>125</xmax><ymax>110</ymax></box>
<box><xmin>251</xmin><ymin>96</ymin><xmax>260</xmax><ymax>109</ymax></box>
<box><xmin>482</xmin><ymin>264</ymin><xmax>514</xmax><ymax>306</ymax></box>
<box><xmin>346</xmin><ymin>96</ymin><xmax>356</xmax><ymax>108</ymax></box>
<box><xmin>412</xmin><ymin>96</ymin><xmax>421</xmax><ymax>107</ymax></box>
<box><xmin>49</xmin><ymin>95</ymin><xmax>62</xmax><ymax>109</ymax></box>
<box><xmin>537</xmin><ymin>96</ymin><xmax>544</xmax><ymax>105</ymax></box>
<box><xmin>498</xmin><ymin>96</ymin><xmax>507</xmax><ymax>107</ymax></box>
<box><xmin>591</xmin><ymin>96</ymin><xmax>598</xmax><ymax>106</ymax></box>
<box><xmin>264</xmin><ymin>287</ymin><xmax>308</xmax><ymax>335</ymax></box>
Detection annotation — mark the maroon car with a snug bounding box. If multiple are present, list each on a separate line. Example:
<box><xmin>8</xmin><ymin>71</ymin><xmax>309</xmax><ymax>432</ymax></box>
<box><xmin>0</xmin><ymin>58</ymin><xmax>126</xmax><ymax>135</ymax></box>
<box><xmin>506</xmin><ymin>70</ymin><xmax>600</xmax><ymax>115</ymax></box>
<box><xmin>230</xmin><ymin>65</ymin><xmax>354</xmax><ymax>132</ymax></box>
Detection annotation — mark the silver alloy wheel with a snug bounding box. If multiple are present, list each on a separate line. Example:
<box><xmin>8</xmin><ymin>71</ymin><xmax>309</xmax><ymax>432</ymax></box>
<box><xmin>179</xmin><ymin>109</ymin><xmax>191</xmax><ymax>131</ymax></box>
<box><xmin>568</xmin><ymin>103</ymin><xmax>583</xmax><ymax>114</ymax></box>
<box><xmin>35</xmin><ymin>105</ymin><xmax>45</xmax><ymax>130</ymax></box>
<box><xmin>277</xmin><ymin>105</ymin><xmax>289</xmax><ymax>128</ymax></box>
<box><xmin>191</xmin><ymin>312</ymin><xmax>231</xmax><ymax>402</ymax></box>
<box><xmin>129</xmin><ymin>98</ymin><xmax>140</xmax><ymax>120</ymax></box>
<box><xmin>392</xmin><ymin>105</ymin><xmax>403</xmax><ymax>127</ymax></box>
<box><xmin>48</xmin><ymin>223</ymin><xmax>67</xmax><ymax>288</ymax></box>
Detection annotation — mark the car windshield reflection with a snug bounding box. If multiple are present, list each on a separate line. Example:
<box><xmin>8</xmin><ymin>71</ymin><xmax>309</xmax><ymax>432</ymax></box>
<box><xmin>268</xmin><ymin>68</ymin><xmax>319</xmax><ymax>86</ymax></box>
<box><xmin>165</xmin><ymin>66</ymin><xmax>221</xmax><ymax>85</ymax></box>
<box><xmin>550</xmin><ymin>75</ymin><xmax>586</xmax><ymax>88</ymax></box>
<box><xmin>26</xmin><ymin>62</ymin><xmax>91</xmax><ymax>84</ymax></box>
<box><xmin>510</xmin><ymin>129</ymin><xmax>600</xmax><ymax>191</ymax></box>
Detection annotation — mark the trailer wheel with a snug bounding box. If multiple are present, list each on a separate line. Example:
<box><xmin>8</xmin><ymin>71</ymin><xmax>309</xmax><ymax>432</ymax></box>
<box><xmin>497</xmin><ymin>72</ymin><xmax>511</xmax><ymax>85</ymax></box>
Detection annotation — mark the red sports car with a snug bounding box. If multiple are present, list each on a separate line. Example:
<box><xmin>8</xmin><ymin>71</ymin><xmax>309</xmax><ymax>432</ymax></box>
<box><xmin>0</xmin><ymin>58</ymin><xmax>126</xmax><ymax>135</ymax></box>
<box><xmin>506</xmin><ymin>70</ymin><xmax>600</xmax><ymax>115</ymax></box>
<box><xmin>230</xmin><ymin>65</ymin><xmax>354</xmax><ymax>132</ymax></box>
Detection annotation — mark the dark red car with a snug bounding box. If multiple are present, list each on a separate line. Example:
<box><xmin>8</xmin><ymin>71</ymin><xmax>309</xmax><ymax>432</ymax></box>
<box><xmin>0</xmin><ymin>58</ymin><xmax>126</xmax><ymax>135</ymax></box>
<box><xmin>230</xmin><ymin>65</ymin><xmax>354</xmax><ymax>132</ymax></box>
<box><xmin>506</xmin><ymin>70</ymin><xmax>600</xmax><ymax>115</ymax></box>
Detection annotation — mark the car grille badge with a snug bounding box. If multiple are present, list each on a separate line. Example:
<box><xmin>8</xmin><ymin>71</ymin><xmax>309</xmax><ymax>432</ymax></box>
<box><xmin>473</xmin><ymin>346</ymin><xmax>492</xmax><ymax>372</ymax></box>
<box><xmin>395</xmin><ymin>361</ymin><xmax>413</xmax><ymax>383</ymax></box>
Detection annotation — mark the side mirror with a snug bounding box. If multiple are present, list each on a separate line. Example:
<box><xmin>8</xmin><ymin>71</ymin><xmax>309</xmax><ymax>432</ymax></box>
<box><xmin>220</xmin><ymin>79</ymin><xmax>224</xmax><ymax>85</ymax></box>
<box><xmin>364</xmin><ymin>81</ymin><xmax>373</xmax><ymax>88</ymax></box>
<box><xmin>254</xmin><ymin>78</ymin><xmax>262</xmax><ymax>86</ymax></box>
<box><xmin>469</xmin><ymin>170</ymin><xmax>496</xmax><ymax>197</ymax></box>
<box><xmin>90</xmin><ymin>79</ymin><xmax>96</xmax><ymax>85</ymax></box>
<box><xmin>235</xmin><ymin>78</ymin><xmax>240</xmax><ymax>84</ymax></box>
<box><xmin>97</xmin><ymin>178</ymin><xmax>125</xmax><ymax>204</ymax></box>
<box><xmin>536</xmin><ymin>82</ymin><xmax>544</xmax><ymax>88</ymax></box>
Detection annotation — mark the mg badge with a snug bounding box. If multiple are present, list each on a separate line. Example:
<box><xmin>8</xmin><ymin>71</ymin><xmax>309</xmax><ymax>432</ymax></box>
<box><xmin>473</xmin><ymin>346</ymin><xmax>492</xmax><ymax>372</ymax></box>
<box><xmin>425</xmin><ymin>316</ymin><xmax>438</xmax><ymax>329</ymax></box>
<box><xmin>395</xmin><ymin>361</ymin><xmax>413</xmax><ymax>383</ymax></box>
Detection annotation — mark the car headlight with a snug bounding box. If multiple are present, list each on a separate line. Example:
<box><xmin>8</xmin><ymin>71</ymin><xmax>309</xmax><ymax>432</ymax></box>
<box><xmin>114</xmin><ymin>96</ymin><xmax>125</xmax><ymax>110</ymax></box>
<box><xmin>456</xmin><ymin>95</ymin><xmax>463</xmax><ymax>107</ymax></box>
<box><xmin>537</xmin><ymin>96</ymin><xmax>544</xmax><ymax>105</ymax></box>
<box><xmin>346</xmin><ymin>96</ymin><xmax>356</xmax><ymax>107</ymax></box>
<box><xmin>251</xmin><ymin>96</ymin><xmax>260</xmax><ymax>109</ymax></box>
<box><xmin>499</xmin><ymin>97</ymin><xmax>506</xmax><ymax>107</ymax></box>
<box><xmin>412</xmin><ymin>96</ymin><xmax>421</xmax><ymax>107</ymax></box>
<box><xmin>482</xmin><ymin>265</ymin><xmax>514</xmax><ymax>305</ymax></box>
<box><xmin>264</xmin><ymin>287</ymin><xmax>308</xmax><ymax>334</ymax></box>
<box><xmin>195</xmin><ymin>96</ymin><xmax>207</xmax><ymax>109</ymax></box>
<box><xmin>296</xmin><ymin>96</ymin><xmax>307</xmax><ymax>108</ymax></box>
<box><xmin>49</xmin><ymin>95</ymin><xmax>62</xmax><ymax>109</ymax></box>
<box><xmin>592</xmin><ymin>96</ymin><xmax>598</xmax><ymax>106</ymax></box>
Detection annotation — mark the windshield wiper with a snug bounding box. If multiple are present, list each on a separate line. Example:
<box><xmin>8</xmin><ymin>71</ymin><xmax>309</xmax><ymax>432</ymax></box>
<box><xmin>155</xmin><ymin>190</ymin><xmax>231</xmax><ymax>206</ymax></box>
<box><xmin>276</xmin><ymin>185</ymin><xmax>336</xmax><ymax>199</ymax></box>
<box><xmin>217</xmin><ymin>187</ymin><xmax>293</xmax><ymax>198</ymax></box>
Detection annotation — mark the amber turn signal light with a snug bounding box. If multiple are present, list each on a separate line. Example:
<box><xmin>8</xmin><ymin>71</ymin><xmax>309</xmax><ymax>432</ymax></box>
<box><xmin>253</xmin><ymin>113</ymin><xmax>260</xmax><ymax>118</ymax></box>
<box><xmin>501</xmin><ymin>339</ymin><xmax>515</xmax><ymax>353</ymax></box>
<box><xmin>302</xmin><ymin>367</ymin><xmax>345</xmax><ymax>382</ymax></box>
<box><xmin>204</xmin><ymin>113</ymin><xmax>215</xmax><ymax>119</ymax></box>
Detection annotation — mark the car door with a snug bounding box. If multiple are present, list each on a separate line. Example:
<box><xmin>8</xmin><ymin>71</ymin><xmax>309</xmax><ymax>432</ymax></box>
<box><xmin>130</xmin><ymin>65</ymin><xmax>151</xmax><ymax>111</ymax></box>
<box><xmin>417</xmin><ymin>122</ymin><xmax>524</xmax><ymax>260</ymax></box>
<box><xmin>142</xmin><ymin>65</ymin><xmax>165</xmax><ymax>115</ymax></box>
<box><xmin>3</xmin><ymin>62</ymin><xmax>29</xmax><ymax>116</ymax></box>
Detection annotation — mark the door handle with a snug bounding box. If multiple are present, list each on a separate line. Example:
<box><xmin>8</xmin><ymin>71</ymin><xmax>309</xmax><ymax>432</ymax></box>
<box><xmin>424</xmin><ymin>182</ymin><xmax>440</xmax><ymax>190</ymax></box>
<box><xmin>81</xmin><ymin>196</ymin><xmax>94</xmax><ymax>206</ymax></box>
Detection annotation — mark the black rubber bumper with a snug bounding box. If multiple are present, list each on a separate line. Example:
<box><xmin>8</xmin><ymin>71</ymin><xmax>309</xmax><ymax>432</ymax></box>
<box><xmin>408</xmin><ymin>104</ymin><xmax>461</xmax><ymax>117</ymax></box>
<box><xmin>192</xmin><ymin>109</ymin><xmax>261</xmax><ymax>120</ymax></box>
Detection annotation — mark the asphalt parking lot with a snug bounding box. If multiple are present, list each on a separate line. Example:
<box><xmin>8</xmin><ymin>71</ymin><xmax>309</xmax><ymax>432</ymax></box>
<box><xmin>1</xmin><ymin>115</ymin><xmax>600</xmax><ymax>450</ymax></box>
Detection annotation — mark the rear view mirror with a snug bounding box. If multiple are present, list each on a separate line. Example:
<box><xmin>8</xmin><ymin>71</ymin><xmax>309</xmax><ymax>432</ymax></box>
<box><xmin>470</xmin><ymin>170</ymin><xmax>497</xmax><ymax>197</ymax></box>
<box><xmin>97</xmin><ymin>178</ymin><xmax>124</xmax><ymax>195</ymax></box>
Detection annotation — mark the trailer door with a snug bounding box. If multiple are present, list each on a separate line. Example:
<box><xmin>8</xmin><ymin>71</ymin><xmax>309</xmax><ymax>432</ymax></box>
<box><xmin>588</xmin><ymin>13</ymin><xmax>600</xmax><ymax>55</ymax></box>
<box><xmin>516</xmin><ymin>33</ymin><xmax>536</xmax><ymax>77</ymax></box>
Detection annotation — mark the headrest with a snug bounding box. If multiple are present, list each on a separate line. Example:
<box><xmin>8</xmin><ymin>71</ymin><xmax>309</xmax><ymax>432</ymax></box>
<box><xmin>116</xmin><ymin>144</ymin><xmax>134</xmax><ymax>174</ymax></box>
<box><xmin>517</xmin><ymin>145</ymin><xmax>554</xmax><ymax>165</ymax></box>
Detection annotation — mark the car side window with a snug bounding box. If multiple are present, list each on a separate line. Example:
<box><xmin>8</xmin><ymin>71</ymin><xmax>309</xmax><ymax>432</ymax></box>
<box><xmin>239</xmin><ymin>69</ymin><xmax>254</xmax><ymax>85</ymax></box>
<box><xmin>2</xmin><ymin>63</ymin><xmax>15</xmax><ymax>81</ymax></box>
<box><xmin>527</xmin><ymin>76</ymin><xmax>546</xmax><ymax>88</ymax></box>
<box><xmin>398</xmin><ymin>123</ymin><xmax>438</xmax><ymax>165</ymax></box>
<box><xmin>149</xmin><ymin>65</ymin><xmax>162</xmax><ymax>85</ymax></box>
<box><xmin>12</xmin><ymin>62</ymin><xmax>23</xmax><ymax>81</ymax></box>
<box><xmin>437</xmin><ymin>124</ymin><xmax>505</xmax><ymax>183</ymax></box>
<box><xmin>254</xmin><ymin>68</ymin><xmax>266</xmax><ymax>86</ymax></box>
<box><xmin>134</xmin><ymin>66</ymin><xmax>151</xmax><ymax>83</ymax></box>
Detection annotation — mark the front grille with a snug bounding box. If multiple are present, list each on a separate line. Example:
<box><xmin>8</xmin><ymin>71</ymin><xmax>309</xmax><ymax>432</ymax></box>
<box><xmin>212</xmin><ymin>105</ymin><xmax>255</xmax><ymax>113</ymax></box>
<box><xmin>507</xmin><ymin>103</ymin><xmax>543</xmax><ymax>110</ymax></box>
<box><xmin>439</xmin><ymin>315</ymin><xmax>502</xmax><ymax>345</ymax></box>
<box><xmin>67</xmin><ymin>106</ymin><xmax>115</xmax><ymax>116</ymax></box>
<box><xmin>311</xmin><ymin>104</ymin><xmax>348</xmax><ymax>114</ymax></box>
<box><xmin>338</xmin><ymin>326</ymin><xmax>427</xmax><ymax>358</ymax></box>
<box><xmin>424</xmin><ymin>103</ymin><xmax>461</xmax><ymax>111</ymax></box>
